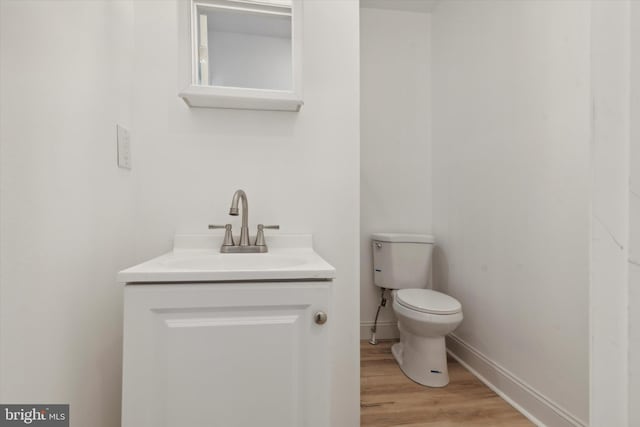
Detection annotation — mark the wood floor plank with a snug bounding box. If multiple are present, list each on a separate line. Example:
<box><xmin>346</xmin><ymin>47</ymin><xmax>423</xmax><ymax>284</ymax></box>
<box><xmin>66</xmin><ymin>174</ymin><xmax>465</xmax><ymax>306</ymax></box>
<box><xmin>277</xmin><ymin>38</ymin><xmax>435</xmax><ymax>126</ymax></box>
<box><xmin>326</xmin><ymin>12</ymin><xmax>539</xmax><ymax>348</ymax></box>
<box><xmin>360</xmin><ymin>340</ymin><xmax>534</xmax><ymax>427</ymax></box>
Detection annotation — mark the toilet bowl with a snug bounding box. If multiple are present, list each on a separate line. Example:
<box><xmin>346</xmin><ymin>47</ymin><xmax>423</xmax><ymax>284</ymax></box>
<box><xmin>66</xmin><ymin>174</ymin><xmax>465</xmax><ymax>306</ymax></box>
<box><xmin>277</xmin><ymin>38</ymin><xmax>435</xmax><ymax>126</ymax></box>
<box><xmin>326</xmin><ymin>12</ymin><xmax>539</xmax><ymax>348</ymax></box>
<box><xmin>372</xmin><ymin>233</ymin><xmax>463</xmax><ymax>388</ymax></box>
<box><xmin>391</xmin><ymin>288</ymin><xmax>462</xmax><ymax>387</ymax></box>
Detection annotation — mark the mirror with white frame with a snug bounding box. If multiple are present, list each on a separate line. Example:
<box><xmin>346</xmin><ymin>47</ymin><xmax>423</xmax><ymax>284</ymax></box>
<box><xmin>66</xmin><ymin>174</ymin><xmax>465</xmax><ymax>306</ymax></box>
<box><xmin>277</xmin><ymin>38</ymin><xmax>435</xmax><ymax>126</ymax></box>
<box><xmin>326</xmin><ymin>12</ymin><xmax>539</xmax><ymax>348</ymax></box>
<box><xmin>179</xmin><ymin>0</ymin><xmax>303</xmax><ymax>111</ymax></box>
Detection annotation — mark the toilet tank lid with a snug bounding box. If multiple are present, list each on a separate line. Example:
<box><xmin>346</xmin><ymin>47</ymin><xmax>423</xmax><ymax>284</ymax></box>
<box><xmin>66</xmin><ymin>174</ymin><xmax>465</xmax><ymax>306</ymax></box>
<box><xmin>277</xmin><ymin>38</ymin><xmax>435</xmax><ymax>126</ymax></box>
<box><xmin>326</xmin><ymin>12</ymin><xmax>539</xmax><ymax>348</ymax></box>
<box><xmin>371</xmin><ymin>233</ymin><xmax>435</xmax><ymax>244</ymax></box>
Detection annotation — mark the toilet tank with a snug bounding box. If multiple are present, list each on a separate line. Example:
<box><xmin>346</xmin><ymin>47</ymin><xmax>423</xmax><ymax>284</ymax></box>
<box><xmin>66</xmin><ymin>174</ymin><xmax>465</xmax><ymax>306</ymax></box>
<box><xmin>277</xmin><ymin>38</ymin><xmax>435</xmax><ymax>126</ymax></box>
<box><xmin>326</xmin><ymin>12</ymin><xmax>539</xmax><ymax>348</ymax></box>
<box><xmin>372</xmin><ymin>233</ymin><xmax>435</xmax><ymax>290</ymax></box>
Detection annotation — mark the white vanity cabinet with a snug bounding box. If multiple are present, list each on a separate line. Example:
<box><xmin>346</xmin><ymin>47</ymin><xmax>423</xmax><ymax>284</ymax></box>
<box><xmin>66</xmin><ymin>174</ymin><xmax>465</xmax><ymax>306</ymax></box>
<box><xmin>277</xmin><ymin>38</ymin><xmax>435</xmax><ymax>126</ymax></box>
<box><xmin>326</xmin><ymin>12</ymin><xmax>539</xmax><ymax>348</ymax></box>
<box><xmin>122</xmin><ymin>281</ymin><xmax>330</xmax><ymax>427</ymax></box>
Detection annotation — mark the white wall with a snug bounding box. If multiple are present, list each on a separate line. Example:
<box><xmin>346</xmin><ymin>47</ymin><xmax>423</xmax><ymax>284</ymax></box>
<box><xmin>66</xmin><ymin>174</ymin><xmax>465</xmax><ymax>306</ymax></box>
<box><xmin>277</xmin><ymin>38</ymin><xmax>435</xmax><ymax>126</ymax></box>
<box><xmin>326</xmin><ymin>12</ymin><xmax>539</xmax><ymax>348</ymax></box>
<box><xmin>589</xmin><ymin>1</ymin><xmax>630</xmax><ymax>425</ymax></box>
<box><xmin>628</xmin><ymin>1</ymin><xmax>640</xmax><ymax>425</ymax></box>
<box><xmin>360</xmin><ymin>7</ymin><xmax>431</xmax><ymax>339</ymax></box>
<box><xmin>0</xmin><ymin>1</ymin><xmax>136</xmax><ymax>426</ymax></box>
<box><xmin>130</xmin><ymin>1</ymin><xmax>360</xmax><ymax>426</ymax></box>
<box><xmin>431</xmin><ymin>1</ymin><xmax>590</xmax><ymax>425</ymax></box>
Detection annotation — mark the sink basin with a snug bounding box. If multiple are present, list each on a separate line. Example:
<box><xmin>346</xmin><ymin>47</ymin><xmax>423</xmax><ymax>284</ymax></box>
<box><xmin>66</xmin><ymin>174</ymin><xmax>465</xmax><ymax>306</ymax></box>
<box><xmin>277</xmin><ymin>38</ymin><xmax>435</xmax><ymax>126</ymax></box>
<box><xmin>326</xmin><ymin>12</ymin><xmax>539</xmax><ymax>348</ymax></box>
<box><xmin>161</xmin><ymin>253</ymin><xmax>307</xmax><ymax>271</ymax></box>
<box><xmin>117</xmin><ymin>234</ymin><xmax>335</xmax><ymax>283</ymax></box>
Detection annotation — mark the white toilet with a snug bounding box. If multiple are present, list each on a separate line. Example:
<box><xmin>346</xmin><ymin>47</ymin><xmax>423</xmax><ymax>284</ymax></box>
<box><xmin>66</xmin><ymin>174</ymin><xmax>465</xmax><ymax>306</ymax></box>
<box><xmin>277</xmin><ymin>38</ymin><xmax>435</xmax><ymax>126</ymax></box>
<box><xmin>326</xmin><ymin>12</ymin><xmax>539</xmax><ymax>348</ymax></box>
<box><xmin>372</xmin><ymin>233</ymin><xmax>463</xmax><ymax>387</ymax></box>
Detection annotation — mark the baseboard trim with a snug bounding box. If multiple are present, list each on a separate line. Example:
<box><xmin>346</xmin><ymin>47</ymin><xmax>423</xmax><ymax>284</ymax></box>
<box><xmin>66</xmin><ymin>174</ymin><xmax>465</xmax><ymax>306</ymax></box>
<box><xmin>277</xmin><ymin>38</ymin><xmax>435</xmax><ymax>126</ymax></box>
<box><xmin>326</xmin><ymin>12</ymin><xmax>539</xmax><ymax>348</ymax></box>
<box><xmin>446</xmin><ymin>334</ymin><xmax>587</xmax><ymax>427</ymax></box>
<box><xmin>360</xmin><ymin>320</ymin><xmax>399</xmax><ymax>341</ymax></box>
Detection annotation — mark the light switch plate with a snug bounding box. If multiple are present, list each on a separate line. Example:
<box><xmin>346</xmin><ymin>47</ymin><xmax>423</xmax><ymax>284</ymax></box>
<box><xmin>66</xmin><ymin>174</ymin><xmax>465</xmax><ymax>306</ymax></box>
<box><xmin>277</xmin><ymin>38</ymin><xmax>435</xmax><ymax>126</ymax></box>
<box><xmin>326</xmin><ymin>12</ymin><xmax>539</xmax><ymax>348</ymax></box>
<box><xmin>117</xmin><ymin>125</ymin><xmax>131</xmax><ymax>170</ymax></box>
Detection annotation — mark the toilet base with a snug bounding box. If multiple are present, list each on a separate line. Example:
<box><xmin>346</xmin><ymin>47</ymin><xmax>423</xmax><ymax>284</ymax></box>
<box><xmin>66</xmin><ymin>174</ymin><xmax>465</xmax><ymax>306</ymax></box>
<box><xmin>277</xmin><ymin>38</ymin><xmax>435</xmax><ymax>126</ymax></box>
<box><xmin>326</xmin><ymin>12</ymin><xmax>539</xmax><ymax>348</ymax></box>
<box><xmin>392</xmin><ymin>335</ymin><xmax>450</xmax><ymax>388</ymax></box>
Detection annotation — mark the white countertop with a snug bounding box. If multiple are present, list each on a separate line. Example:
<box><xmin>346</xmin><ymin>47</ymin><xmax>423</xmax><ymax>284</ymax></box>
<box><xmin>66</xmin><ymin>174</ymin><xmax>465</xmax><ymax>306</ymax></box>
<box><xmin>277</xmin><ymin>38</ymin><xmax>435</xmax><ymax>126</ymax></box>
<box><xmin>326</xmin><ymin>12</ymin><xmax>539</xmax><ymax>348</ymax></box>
<box><xmin>117</xmin><ymin>234</ymin><xmax>336</xmax><ymax>283</ymax></box>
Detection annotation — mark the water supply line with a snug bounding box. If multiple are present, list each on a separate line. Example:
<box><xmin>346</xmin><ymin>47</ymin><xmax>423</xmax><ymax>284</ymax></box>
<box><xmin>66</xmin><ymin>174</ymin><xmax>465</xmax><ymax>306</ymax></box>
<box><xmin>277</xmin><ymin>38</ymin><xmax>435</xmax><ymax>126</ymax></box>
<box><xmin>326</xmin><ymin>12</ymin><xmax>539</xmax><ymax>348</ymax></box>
<box><xmin>369</xmin><ymin>287</ymin><xmax>387</xmax><ymax>345</ymax></box>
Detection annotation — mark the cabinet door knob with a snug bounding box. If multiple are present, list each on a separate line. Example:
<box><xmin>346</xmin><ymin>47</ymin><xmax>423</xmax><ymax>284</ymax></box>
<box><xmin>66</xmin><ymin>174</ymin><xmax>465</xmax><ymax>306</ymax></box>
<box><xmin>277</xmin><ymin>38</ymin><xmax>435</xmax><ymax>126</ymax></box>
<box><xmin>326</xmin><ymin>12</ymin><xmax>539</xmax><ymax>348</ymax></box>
<box><xmin>314</xmin><ymin>311</ymin><xmax>328</xmax><ymax>325</ymax></box>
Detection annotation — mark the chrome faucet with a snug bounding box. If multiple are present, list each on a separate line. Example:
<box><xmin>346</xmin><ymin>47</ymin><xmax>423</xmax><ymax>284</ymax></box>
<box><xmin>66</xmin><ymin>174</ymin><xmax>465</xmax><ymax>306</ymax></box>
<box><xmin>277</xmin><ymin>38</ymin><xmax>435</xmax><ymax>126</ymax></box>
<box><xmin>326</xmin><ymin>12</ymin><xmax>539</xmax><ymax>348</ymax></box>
<box><xmin>209</xmin><ymin>189</ymin><xmax>279</xmax><ymax>253</ymax></box>
<box><xmin>229</xmin><ymin>189</ymin><xmax>250</xmax><ymax>246</ymax></box>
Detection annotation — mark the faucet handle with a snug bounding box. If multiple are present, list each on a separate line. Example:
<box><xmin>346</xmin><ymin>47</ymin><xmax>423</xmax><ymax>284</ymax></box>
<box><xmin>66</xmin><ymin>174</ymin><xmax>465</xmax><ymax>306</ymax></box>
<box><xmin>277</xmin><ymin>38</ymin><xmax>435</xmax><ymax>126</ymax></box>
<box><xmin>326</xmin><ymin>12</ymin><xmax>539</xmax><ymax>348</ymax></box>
<box><xmin>208</xmin><ymin>224</ymin><xmax>235</xmax><ymax>246</ymax></box>
<box><xmin>260</xmin><ymin>225</ymin><xmax>280</xmax><ymax>230</ymax></box>
<box><xmin>255</xmin><ymin>224</ymin><xmax>279</xmax><ymax>246</ymax></box>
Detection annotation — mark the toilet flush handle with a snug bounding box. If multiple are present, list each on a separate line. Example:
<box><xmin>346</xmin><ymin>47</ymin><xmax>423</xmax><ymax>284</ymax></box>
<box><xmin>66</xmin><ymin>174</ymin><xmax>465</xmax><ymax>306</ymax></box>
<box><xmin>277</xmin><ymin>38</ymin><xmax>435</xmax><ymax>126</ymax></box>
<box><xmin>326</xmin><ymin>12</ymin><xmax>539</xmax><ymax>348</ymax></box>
<box><xmin>375</xmin><ymin>242</ymin><xmax>382</xmax><ymax>248</ymax></box>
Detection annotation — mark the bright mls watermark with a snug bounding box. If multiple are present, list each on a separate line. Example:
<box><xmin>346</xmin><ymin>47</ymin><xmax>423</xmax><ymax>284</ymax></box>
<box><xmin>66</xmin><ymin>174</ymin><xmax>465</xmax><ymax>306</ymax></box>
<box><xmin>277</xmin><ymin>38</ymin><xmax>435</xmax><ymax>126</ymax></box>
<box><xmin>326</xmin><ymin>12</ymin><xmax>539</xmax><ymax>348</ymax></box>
<box><xmin>0</xmin><ymin>405</ymin><xmax>68</xmax><ymax>426</ymax></box>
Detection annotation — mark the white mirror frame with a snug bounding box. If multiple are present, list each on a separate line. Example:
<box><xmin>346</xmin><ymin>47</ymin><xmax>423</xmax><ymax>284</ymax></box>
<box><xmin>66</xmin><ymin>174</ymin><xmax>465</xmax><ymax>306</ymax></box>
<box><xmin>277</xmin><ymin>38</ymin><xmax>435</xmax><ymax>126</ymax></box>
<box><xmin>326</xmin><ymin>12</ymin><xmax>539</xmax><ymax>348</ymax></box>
<box><xmin>178</xmin><ymin>0</ymin><xmax>303</xmax><ymax>112</ymax></box>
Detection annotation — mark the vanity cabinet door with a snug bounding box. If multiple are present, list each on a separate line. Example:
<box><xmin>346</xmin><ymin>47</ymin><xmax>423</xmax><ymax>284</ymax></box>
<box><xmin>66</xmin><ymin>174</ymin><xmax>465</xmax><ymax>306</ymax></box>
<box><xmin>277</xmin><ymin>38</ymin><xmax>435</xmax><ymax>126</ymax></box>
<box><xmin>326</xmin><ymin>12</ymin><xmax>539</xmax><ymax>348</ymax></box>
<box><xmin>121</xmin><ymin>282</ymin><xmax>330</xmax><ymax>427</ymax></box>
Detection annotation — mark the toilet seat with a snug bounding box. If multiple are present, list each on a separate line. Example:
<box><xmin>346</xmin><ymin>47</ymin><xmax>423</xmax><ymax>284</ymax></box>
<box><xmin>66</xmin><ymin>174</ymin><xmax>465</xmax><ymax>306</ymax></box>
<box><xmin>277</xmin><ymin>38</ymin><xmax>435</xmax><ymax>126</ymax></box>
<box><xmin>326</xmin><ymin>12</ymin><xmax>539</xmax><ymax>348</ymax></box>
<box><xmin>396</xmin><ymin>289</ymin><xmax>461</xmax><ymax>315</ymax></box>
